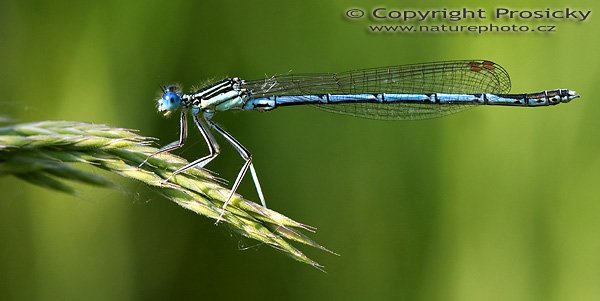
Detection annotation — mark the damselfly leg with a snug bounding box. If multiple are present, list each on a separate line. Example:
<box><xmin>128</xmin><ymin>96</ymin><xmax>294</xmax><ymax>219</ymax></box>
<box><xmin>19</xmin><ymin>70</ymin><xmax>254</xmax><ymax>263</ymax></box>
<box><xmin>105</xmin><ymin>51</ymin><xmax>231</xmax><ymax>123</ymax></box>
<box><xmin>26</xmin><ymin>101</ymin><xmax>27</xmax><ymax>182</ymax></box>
<box><xmin>147</xmin><ymin>108</ymin><xmax>267</xmax><ymax>223</ymax></box>
<box><xmin>160</xmin><ymin>111</ymin><xmax>220</xmax><ymax>183</ymax></box>
<box><xmin>206</xmin><ymin>118</ymin><xmax>267</xmax><ymax>223</ymax></box>
<box><xmin>139</xmin><ymin>110</ymin><xmax>187</xmax><ymax>167</ymax></box>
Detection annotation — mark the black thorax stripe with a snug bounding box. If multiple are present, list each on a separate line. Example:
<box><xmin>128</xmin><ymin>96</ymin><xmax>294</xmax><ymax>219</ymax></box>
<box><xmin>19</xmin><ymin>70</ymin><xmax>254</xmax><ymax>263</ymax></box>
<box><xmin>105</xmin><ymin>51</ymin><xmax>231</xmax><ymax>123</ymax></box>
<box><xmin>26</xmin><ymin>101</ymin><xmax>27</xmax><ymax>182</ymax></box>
<box><xmin>192</xmin><ymin>79</ymin><xmax>234</xmax><ymax>101</ymax></box>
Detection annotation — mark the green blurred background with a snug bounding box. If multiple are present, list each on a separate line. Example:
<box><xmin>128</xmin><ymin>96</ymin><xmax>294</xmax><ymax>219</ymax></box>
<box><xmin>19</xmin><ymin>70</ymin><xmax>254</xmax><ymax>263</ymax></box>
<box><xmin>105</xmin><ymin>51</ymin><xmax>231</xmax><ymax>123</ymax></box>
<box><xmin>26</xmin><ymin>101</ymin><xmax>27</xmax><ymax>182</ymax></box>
<box><xmin>0</xmin><ymin>0</ymin><xmax>598</xmax><ymax>300</ymax></box>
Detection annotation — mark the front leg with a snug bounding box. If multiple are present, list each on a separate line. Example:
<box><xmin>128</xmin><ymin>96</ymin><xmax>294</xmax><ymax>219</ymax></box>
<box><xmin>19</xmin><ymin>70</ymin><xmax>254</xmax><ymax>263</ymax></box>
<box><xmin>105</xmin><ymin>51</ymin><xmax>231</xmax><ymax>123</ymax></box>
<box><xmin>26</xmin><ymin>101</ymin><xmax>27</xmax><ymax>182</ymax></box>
<box><xmin>161</xmin><ymin>112</ymin><xmax>220</xmax><ymax>182</ymax></box>
<box><xmin>139</xmin><ymin>110</ymin><xmax>187</xmax><ymax>167</ymax></box>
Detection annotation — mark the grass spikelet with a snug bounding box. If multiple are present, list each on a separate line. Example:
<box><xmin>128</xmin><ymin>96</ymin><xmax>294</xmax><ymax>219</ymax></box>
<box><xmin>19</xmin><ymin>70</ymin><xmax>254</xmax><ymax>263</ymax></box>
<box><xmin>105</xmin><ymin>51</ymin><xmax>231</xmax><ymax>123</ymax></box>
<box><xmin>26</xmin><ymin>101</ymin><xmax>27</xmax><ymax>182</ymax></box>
<box><xmin>0</xmin><ymin>121</ymin><xmax>332</xmax><ymax>269</ymax></box>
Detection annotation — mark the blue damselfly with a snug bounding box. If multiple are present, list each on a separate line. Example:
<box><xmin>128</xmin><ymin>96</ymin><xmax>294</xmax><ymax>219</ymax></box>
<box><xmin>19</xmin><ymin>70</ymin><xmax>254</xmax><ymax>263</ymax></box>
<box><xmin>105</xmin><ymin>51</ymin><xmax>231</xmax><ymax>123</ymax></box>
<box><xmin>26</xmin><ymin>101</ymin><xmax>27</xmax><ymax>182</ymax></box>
<box><xmin>142</xmin><ymin>60</ymin><xmax>579</xmax><ymax>221</ymax></box>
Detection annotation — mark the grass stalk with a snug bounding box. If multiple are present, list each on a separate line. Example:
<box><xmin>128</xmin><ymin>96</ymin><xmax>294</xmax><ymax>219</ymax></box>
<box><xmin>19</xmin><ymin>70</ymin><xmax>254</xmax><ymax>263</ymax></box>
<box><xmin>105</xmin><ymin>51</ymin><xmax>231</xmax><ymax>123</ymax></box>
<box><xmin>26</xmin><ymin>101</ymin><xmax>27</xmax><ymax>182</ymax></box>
<box><xmin>0</xmin><ymin>121</ymin><xmax>335</xmax><ymax>269</ymax></box>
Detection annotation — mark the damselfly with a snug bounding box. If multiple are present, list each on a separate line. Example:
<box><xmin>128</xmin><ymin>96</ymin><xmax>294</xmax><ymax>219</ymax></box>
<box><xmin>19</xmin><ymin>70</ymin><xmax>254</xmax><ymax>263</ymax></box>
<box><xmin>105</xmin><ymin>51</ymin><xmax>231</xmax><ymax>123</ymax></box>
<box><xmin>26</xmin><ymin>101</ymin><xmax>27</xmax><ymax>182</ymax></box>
<box><xmin>141</xmin><ymin>60</ymin><xmax>579</xmax><ymax>222</ymax></box>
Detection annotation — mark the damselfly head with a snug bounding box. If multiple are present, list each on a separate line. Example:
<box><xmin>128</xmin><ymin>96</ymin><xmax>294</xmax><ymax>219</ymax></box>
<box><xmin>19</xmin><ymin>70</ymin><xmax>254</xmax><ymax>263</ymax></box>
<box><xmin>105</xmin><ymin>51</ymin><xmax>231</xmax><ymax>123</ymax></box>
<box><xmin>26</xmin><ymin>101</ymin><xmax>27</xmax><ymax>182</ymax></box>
<box><xmin>157</xmin><ymin>85</ymin><xmax>182</xmax><ymax>116</ymax></box>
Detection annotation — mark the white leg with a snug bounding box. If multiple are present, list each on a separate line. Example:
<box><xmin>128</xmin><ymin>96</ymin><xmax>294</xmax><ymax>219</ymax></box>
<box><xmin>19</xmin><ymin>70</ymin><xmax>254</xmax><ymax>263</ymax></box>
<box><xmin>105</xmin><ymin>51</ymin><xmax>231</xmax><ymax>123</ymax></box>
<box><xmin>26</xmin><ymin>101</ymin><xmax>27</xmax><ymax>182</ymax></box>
<box><xmin>206</xmin><ymin>118</ymin><xmax>267</xmax><ymax>223</ymax></box>
<box><xmin>139</xmin><ymin>110</ymin><xmax>187</xmax><ymax>167</ymax></box>
<box><xmin>162</xmin><ymin>112</ymin><xmax>220</xmax><ymax>182</ymax></box>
